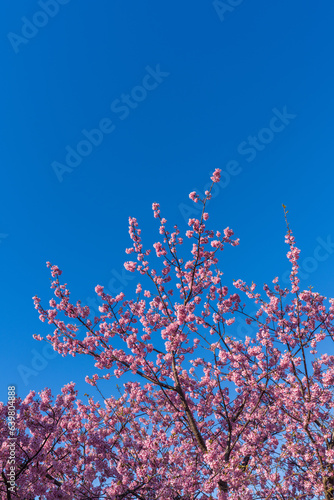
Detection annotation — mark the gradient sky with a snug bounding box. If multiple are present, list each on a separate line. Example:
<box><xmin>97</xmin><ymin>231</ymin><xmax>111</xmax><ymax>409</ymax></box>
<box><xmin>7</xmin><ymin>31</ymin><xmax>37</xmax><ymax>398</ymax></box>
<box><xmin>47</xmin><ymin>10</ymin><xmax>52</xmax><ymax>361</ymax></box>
<box><xmin>1</xmin><ymin>1</ymin><xmax>334</xmax><ymax>404</ymax></box>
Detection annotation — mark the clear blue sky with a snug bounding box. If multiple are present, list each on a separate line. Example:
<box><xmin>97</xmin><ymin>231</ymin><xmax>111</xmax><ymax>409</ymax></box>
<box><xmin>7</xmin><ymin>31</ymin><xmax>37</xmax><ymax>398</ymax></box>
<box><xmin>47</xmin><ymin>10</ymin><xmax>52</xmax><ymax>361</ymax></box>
<box><xmin>1</xmin><ymin>1</ymin><xmax>334</xmax><ymax>403</ymax></box>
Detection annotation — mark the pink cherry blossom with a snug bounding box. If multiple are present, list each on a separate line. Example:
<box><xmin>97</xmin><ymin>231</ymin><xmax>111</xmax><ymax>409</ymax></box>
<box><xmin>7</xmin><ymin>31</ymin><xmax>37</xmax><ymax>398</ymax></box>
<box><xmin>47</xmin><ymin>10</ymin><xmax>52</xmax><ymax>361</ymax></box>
<box><xmin>1</xmin><ymin>176</ymin><xmax>334</xmax><ymax>499</ymax></box>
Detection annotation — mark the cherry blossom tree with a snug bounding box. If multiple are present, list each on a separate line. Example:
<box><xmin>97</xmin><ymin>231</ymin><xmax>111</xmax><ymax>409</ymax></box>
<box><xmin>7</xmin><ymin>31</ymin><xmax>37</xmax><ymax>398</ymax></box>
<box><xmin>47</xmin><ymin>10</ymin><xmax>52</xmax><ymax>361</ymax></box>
<box><xmin>1</xmin><ymin>169</ymin><xmax>334</xmax><ymax>499</ymax></box>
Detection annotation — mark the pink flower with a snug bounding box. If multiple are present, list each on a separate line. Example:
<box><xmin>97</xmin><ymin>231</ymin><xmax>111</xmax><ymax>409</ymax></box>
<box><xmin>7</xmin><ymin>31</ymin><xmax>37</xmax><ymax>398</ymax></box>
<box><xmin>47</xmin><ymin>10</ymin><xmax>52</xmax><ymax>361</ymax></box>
<box><xmin>189</xmin><ymin>191</ymin><xmax>199</xmax><ymax>203</ymax></box>
<box><xmin>124</xmin><ymin>261</ymin><xmax>137</xmax><ymax>272</ymax></box>
<box><xmin>225</xmin><ymin>318</ymin><xmax>235</xmax><ymax>325</ymax></box>
<box><xmin>210</xmin><ymin>168</ymin><xmax>221</xmax><ymax>183</ymax></box>
<box><xmin>95</xmin><ymin>285</ymin><xmax>104</xmax><ymax>295</ymax></box>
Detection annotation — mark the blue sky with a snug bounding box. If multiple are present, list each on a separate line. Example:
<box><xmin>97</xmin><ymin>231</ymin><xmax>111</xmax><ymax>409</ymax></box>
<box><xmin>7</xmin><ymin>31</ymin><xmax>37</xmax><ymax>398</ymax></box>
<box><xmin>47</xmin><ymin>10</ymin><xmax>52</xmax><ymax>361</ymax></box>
<box><xmin>1</xmin><ymin>0</ymin><xmax>334</xmax><ymax>403</ymax></box>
